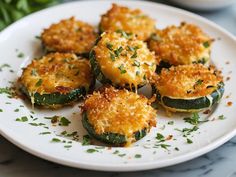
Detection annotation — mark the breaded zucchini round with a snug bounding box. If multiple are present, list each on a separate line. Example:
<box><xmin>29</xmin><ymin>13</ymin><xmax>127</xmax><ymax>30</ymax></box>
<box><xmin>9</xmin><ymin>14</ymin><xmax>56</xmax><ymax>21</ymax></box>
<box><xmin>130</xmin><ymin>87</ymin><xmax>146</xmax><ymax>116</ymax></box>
<box><xmin>148</xmin><ymin>22</ymin><xmax>213</xmax><ymax>69</ymax></box>
<box><xmin>99</xmin><ymin>4</ymin><xmax>155</xmax><ymax>41</ymax></box>
<box><xmin>82</xmin><ymin>87</ymin><xmax>157</xmax><ymax>146</ymax></box>
<box><xmin>90</xmin><ymin>31</ymin><xmax>157</xmax><ymax>90</ymax></box>
<box><xmin>152</xmin><ymin>64</ymin><xmax>224</xmax><ymax>112</ymax></box>
<box><xmin>41</xmin><ymin>17</ymin><xmax>97</xmax><ymax>55</ymax></box>
<box><xmin>19</xmin><ymin>53</ymin><xmax>95</xmax><ymax>108</ymax></box>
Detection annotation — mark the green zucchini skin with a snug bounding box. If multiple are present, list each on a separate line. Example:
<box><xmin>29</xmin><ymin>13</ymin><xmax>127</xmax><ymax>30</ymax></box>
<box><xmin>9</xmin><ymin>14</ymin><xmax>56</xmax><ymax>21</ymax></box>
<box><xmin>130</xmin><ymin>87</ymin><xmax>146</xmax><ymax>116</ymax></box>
<box><xmin>20</xmin><ymin>80</ymin><xmax>95</xmax><ymax>107</ymax></box>
<box><xmin>82</xmin><ymin>112</ymin><xmax>148</xmax><ymax>146</ymax></box>
<box><xmin>152</xmin><ymin>82</ymin><xmax>224</xmax><ymax>112</ymax></box>
<box><xmin>89</xmin><ymin>50</ymin><xmax>112</xmax><ymax>85</ymax></box>
<box><xmin>89</xmin><ymin>50</ymin><xmax>145</xmax><ymax>90</ymax></box>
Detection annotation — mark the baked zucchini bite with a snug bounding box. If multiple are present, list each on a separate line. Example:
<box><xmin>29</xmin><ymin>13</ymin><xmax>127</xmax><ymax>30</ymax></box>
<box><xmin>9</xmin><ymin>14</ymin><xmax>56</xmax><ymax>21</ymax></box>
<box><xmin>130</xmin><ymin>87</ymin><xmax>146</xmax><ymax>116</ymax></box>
<box><xmin>19</xmin><ymin>53</ymin><xmax>94</xmax><ymax>108</ymax></box>
<box><xmin>99</xmin><ymin>4</ymin><xmax>155</xmax><ymax>41</ymax></box>
<box><xmin>152</xmin><ymin>64</ymin><xmax>224</xmax><ymax>112</ymax></box>
<box><xmin>81</xmin><ymin>87</ymin><xmax>157</xmax><ymax>146</ymax></box>
<box><xmin>90</xmin><ymin>31</ymin><xmax>157</xmax><ymax>90</ymax></box>
<box><xmin>41</xmin><ymin>17</ymin><xmax>97</xmax><ymax>56</ymax></box>
<box><xmin>148</xmin><ymin>22</ymin><xmax>213</xmax><ymax>70</ymax></box>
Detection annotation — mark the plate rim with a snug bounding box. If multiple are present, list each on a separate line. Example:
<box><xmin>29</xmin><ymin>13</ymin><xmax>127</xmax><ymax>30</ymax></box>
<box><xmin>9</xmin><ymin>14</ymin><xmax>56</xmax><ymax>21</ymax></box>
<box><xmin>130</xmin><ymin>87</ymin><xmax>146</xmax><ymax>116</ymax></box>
<box><xmin>0</xmin><ymin>0</ymin><xmax>236</xmax><ymax>172</ymax></box>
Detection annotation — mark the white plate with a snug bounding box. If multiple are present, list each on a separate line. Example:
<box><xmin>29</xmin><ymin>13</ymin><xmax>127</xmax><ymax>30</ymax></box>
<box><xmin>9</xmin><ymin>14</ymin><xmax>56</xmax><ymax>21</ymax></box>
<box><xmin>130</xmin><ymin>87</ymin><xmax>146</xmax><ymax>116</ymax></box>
<box><xmin>168</xmin><ymin>0</ymin><xmax>236</xmax><ymax>11</ymax></box>
<box><xmin>0</xmin><ymin>0</ymin><xmax>235</xmax><ymax>172</ymax></box>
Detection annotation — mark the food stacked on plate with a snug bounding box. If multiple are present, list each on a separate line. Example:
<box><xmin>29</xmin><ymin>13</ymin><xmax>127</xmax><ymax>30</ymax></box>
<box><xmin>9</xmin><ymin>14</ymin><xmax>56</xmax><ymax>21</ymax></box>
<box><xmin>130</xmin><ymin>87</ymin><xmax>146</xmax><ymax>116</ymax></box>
<box><xmin>18</xmin><ymin>4</ymin><xmax>224</xmax><ymax>146</ymax></box>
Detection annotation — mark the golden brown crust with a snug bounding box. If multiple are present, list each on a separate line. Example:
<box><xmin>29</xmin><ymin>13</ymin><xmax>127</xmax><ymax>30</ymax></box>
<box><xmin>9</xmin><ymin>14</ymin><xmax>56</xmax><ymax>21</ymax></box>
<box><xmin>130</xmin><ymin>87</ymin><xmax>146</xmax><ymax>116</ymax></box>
<box><xmin>100</xmin><ymin>4</ymin><xmax>155</xmax><ymax>41</ymax></box>
<box><xmin>148</xmin><ymin>22</ymin><xmax>213</xmax><ymax>65</ymax></box>
<box><xmin>19</xmin><ymin>53</ymin><xmax>93</xmax><ymax>94</ymax></box>
<box><xmin>93</xmin><ymin>31</ymin><xmax>156</xmax><ymax>88</ymax></box>
<box><xmin>41</xmin><ymin>17</ymin><xmax>97</xmax><ymax>54</ymax></box>
<box><xmin>155</xmin><ymin>64</ymin><xmax>223</xmax><ymax>98</ymax></box>
<box><xmin>82</xmin><ymin>86</ymin><xmax>157</xmax><ymax>139</ymax></box>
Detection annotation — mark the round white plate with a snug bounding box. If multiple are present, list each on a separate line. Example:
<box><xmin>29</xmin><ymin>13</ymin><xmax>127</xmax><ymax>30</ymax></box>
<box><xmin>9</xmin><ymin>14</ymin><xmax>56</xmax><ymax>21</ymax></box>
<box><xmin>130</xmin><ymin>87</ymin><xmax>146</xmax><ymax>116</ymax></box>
<box><xmin>0</xmin><ymin>0</ymin><xmax>235</xmax><ymax>172</ymax></box>
<box><xmin>168</xmin><ymin>0</ymin><xmax>236</xmax><ymax>11</ymax></box>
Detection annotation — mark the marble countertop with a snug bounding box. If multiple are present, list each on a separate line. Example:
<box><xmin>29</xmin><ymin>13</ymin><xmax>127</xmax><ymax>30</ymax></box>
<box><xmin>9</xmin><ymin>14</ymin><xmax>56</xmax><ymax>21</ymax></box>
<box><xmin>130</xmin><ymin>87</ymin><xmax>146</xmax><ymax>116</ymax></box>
<box><xmin>1</xmin><ymin>1</ymin><xmax>236</xmax><ymax>177</ymax></box>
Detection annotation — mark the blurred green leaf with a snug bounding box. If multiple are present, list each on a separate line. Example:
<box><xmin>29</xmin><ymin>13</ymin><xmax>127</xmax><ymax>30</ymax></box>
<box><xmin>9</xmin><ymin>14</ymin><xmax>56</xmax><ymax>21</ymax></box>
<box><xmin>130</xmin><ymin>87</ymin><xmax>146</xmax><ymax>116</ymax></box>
<box><xmin>0</xmin><ymin>0</ymin><xmax>61</xmax><ymax>31</ymax></box>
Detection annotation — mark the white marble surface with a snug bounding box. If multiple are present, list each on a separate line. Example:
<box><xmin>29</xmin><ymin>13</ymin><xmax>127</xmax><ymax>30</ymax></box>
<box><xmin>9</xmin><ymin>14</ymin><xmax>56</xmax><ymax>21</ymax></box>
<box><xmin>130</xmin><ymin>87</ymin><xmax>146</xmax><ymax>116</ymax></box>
<box><xmin>1</xmin><ymin>1</ymin><xmax>236</xmax><ymax>177</ymax></box>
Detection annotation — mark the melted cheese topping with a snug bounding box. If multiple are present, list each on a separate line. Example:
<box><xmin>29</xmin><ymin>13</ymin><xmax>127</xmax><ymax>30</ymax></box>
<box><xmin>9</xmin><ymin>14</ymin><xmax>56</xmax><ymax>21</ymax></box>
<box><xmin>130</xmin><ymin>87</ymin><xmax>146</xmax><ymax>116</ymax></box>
<box><xmin>82</xmin><ymin>87</ymin><xmax>157</xmax><ymax>142</ymax></box>
<box><xmin>93</xmin><ymin>31</ymin><xmax>156</xmax><ymax>88</ymax></box>
<box><xmin>155</xmin><ymin>64</ymin><xmax>223</xmax><ymax>98</ymax></box>
<box><xmin>20</xmin><ymin>53</ymin><xmax>93</xmax><ymax>94</ymax></box>
<box><xmin>148</xmin><ymin>22</ymin><xmax>212</xmax><ymax>65</ymax></box>
<box><xmin>100</xmin><ymin>4</ymin><xmax>155</xmax><ymax>41</ymax></box>
<box><xmin>41</xmin><ymin>17</ymin><xmax>97</xmax><ymax>54</ymax></box>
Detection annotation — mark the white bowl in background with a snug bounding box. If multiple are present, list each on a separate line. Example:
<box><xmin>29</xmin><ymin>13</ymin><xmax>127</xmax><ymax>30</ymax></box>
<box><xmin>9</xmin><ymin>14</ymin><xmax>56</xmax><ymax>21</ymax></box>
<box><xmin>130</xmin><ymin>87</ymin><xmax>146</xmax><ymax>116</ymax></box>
<box><xmin>169</xmin><ymin>0</ymin><xmax>236</xmax><ymax>11</ymax></box>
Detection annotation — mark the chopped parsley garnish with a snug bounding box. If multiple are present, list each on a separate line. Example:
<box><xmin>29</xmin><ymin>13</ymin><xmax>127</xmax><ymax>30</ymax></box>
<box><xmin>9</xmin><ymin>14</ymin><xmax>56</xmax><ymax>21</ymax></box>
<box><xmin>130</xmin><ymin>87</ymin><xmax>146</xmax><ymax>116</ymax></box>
<box><xmin>35</xmin><ymin>79</ymin><xmax>42</xmax><ymax>87</ymax></box>
<box><xmin>109</xmin><ymin>52</ymin><xmax>116</xmax><ymax>61</ymax></box>
<box><xmin>116</xmin><ymin>29</ymin><xmax>131</xmax><ymax>38</ymax></box>
<box><xmin>60</xmin><ymin>131</ymin><xmax>78</xmax><ymax>138</ymax></box>
<box><xmin>82</xmin><ymin>135</ymin><xmax>91</xmax><ymax>146</ymax></box>
<box><xmin>16</xmin><ymin>116</ymin><xmax>28</xmax><ymax>122</ymax></box>
<box><xmin>31</xmin><ymin>69</ymin><xmax>38</xmax><ymax>76</ymax></box>
<box><xmin>64</xmin><ymin>145</ymin><xmax>72</xmax><ymax>149</ymax></box>
<box><xmin>106</xmin><ymin>43</ymin><xmax>113</xmax><ymax>50</ymax></box>
<box><xmin>131</xmin><ymin>51</ymin><xmax>137</xmax><ymax>58</ymax></box>
<box><xmin>134</xmin><ymin>154</ymin><xmax>142</xmax><ymax>158</ymax></box>
<box><xmin>193</xmin><ymin>79</ymin><xmax>203</xmax><ymax>89</ymax></box>
<box><xmin>187</xmin><ymin>138</ymin><xmax>193</xmax><ymax>144</ymax></box>
<box><xmin>133</xmin><ymin>60</ymin><xmax>140</xmax><ymax>67</ymax></box>
<box><xmin>118</xmin><ymin>64</ymin><xmax>127</xmax><ymax>74</ymax></box>
<box><xmin>118</xmin><ymin>154</ymin><xmax>126</xmax><ymax>157</ymax></box>
<box><xmin>46</xmin><ymin>115</ymin><xmax>71</xmax><ymax>126</ymax></box>
<box><xmin>113</xmin><ymin>150</ymin><xmax>119</xmax><ymax>154</ymax></box>
<box><xmin>127</xmin><ymin>46</ymin><xmax>135</xmax><ymax>52</ymax></box>
<box><xmin>154</xmin><ymin>144</ymin><xmax>171</xmax><ymax>150</ymax></box>
<box><xmin>51</xmin><ymin>138</ymin><xmax>61</xmax><ymax>143</ymax></box>
<box><xmin>175</xmin><ymin>126</ymin><xmax>199</xmax><ymax>137</ymax></box>
<box><xmin>114</xmin><ymin>46</ymin><xmax>123</xmax><ymax>57</ymax></box>
<box><xmin>17</xmin><ymin>52</ymin><xmax>24</xmax><ymax>58</ymax></box>
<box><xmin>39</xmin><ymin>132</ymin><xmax>51</xmax><ymax>135</ymax></box>
<box><xmin>203</xmin><ymin>41</ymin><xmax>210</xmax><ymax>48</ymax></box>
<box><xmin>0</xmin><ymin>64</ymin><xmax>10</xmax><ymax>71</ymax></box>
<box><xmin>35</xmin><ymin>36</ymin><xmax>41</xmax><ymax>40</ymax></box>
<box><xmin>218</xmin><ymin>115</ymin><xmax>226</xmax><ymax>120</ymax></box>
<box><xmin>143</xmin><ymin>74</ymin><xmax>146</xmax><ymax>80</ymax></box>
<box><xmin>136</xmin><ymin>71</ymin><xmax>140</xmax><ymax>76</ymax></box>
<box><xmin>59</xmin><ymin>117</ymin><xmax>71</xmax><ymax>126</ymax></box>
<box><xmin>29</xmin><ymin>123</ymin><xmax>38</xmax><ymax>126</ymax></box>
<box><xmin>167</xmin><ymin>121</ymin><xmax>174</xmax><ymax>125</ymax></box>
<box><xmin>196</xmin><ymin>79</ymin><xmax>203</xmax><ymax>85</ymax></box>
<box><xmin>156</xmin><ymin>133</ymin><xmax>165</xmax><ymax>141</ymax></box>
<box><xmin>14</xmin><ymin>109</ymin><xmax>19</xmax><ymax>112</ymax></box>
<box><xmin>183</xmin><ymin>113</ymin><xmax>208</xmax><ymax>126</ymax></box>
<box><xmin>174</xmin><ymin>147</ymin><xmax>179</xmax><ymax>151</ymax></box>
<box><xmin>0</xmin><ymin>87</ymin><xmax>14</xmax><ymax>98</ymax></box>
<box><xmin>86</xmin><ymin>149</ymin><xmax>98</xmax><ymax>153</ymax></box>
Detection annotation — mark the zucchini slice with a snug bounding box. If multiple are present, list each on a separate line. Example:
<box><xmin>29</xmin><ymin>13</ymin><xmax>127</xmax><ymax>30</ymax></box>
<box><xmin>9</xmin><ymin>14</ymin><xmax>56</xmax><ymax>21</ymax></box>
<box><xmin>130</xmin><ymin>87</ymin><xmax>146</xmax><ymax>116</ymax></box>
<box><xmin>19</xmin><ymin>53</ymin><xmax>95</xmax><ymax>108</ymax></box>
<box><xmin>41</xmin><ymin>17</ymin><xmax>97</xmax><ymax>56</ymax></box>
<box><xmin>90</xmin><ymin>31</ymin><xmax>157</xmax><ymax>90</ymax></box>
<box><xmin>99</xmin><ymin>4</ymin><xmax>155</xmax><ymax>41</ymax></box>
<box><xmin>82</xmin><ymin>112</ymin><xmax>148</xmax><ymax>146</ymax></box>
<box><xmin>81</xmin><ymin>87</ymin><xmax>157</xmax><ymax>146</ymax></box>
<box><xmin>152</xmin><ymin>64</ymin><xmax>224</xmax><ymax>112</ymax></box>
<box><xmin>148</xmin><ymin>22</ymin><xmax>212</xmax><ymax>69</ymax></box>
